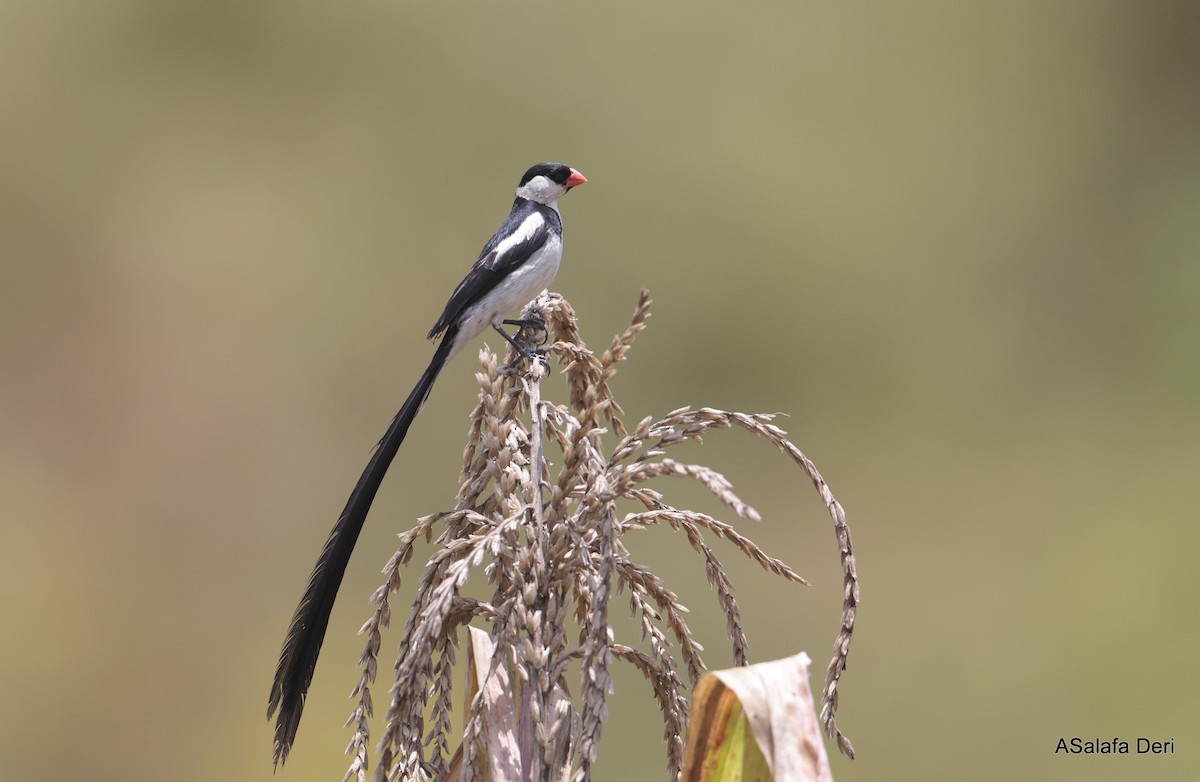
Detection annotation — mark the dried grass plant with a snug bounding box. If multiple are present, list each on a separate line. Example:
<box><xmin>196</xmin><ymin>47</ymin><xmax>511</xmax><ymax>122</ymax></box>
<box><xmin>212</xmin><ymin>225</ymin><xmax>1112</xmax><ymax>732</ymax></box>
<box><xmin>343</xmin><ymin>290</ymin><xmax>859</xmax><ymax>782</ymax></box>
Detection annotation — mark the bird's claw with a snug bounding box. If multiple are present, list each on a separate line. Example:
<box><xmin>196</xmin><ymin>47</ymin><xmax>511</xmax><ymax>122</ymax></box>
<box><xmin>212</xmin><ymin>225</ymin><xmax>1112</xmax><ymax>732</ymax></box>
<box><xmin>493</xmin><ymin>315</ymin><xmax>550</xmax><ymax>374</ymax></box>
<box><xmin>499</xmin><ymin>345</ymin><xmax>549</xmax><ymax>374</ymax></box>
<box><xmin>503</xmin><ymin>314</ymin><xmax>549</xmax><ymax>347</ymax></box>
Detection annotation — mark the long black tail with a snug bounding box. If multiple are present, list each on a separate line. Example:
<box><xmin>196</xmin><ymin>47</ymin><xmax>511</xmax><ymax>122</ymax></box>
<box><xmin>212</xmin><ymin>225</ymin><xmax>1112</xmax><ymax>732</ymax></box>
<box><xmin>268</xmin><ymin>327</ymin><xmax>458</xmax><ymax>766</ymax></box>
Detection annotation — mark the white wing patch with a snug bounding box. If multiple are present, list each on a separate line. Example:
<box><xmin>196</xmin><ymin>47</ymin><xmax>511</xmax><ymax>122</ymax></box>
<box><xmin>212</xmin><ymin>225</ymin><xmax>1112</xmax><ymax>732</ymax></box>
<box><xmin>492</xmin><ymin>212</ymin><xmax>545</xmax><ymax>262</ymax></box>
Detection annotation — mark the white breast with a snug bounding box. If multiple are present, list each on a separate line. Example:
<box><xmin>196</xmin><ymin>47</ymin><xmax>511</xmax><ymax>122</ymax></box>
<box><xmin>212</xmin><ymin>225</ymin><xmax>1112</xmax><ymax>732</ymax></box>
<box><xmin>451</xmin><ymin>233</ymin><xmax>563</xmax><ymax>355</ymax></box>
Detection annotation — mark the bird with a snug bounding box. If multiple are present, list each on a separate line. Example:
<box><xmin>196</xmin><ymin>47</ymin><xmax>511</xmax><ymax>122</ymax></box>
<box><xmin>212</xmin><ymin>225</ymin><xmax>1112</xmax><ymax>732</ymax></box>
<box><xmin>268</xmin><ymin>162</ymin><xmax>588</xmax><ymax>765</ymax></box>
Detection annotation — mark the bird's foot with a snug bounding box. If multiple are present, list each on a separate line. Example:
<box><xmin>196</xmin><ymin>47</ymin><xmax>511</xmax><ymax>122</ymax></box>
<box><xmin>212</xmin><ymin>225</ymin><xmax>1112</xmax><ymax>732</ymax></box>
<box><xmin>502</xmin><ymin>313</ymin><xmax>549</xmax><ymax>347</ymax></box>
<box><xmin>493</xmin><ymin>319</ymin><xmax>550</xmax><ymax>373</ymax></box>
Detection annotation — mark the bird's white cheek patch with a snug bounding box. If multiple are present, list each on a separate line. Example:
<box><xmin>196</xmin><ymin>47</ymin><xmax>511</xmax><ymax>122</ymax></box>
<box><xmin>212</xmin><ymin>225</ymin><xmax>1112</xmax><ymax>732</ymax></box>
<box><xmin>516</xmin><ymin>176</ymin><xmax>560</xmax><ymax>204</ymax></box>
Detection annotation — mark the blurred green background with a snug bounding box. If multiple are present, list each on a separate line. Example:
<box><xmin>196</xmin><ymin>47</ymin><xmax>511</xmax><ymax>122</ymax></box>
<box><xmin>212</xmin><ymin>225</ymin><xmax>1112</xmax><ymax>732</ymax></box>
<box><xmin>2</xmin><ymin>1</ymin><xmax>1198</xmax><ymax>780</ymax></box>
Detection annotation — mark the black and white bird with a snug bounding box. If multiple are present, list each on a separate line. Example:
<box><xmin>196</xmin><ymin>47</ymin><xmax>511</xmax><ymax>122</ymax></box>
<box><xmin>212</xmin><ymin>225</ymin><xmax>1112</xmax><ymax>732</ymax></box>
<box><xmin>268</xmin><ymin>162</ymin><xmax>587</xmax><ymax>765</ymax></box>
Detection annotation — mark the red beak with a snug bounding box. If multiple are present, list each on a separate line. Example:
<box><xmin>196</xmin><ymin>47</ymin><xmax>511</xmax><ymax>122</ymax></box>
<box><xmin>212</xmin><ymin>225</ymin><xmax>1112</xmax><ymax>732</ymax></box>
<box><xmin>566</xmin><ymin>168</ymin><xmax>588</xmax><ymax>188</ymax></box>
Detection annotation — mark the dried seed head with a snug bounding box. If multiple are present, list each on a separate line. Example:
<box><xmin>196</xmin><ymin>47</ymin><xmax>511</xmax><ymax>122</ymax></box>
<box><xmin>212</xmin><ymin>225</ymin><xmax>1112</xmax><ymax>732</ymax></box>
<box><xmin>342</xmin><ymin>290</ymin><xmax>859</xmax><ymax>782</ymax></box>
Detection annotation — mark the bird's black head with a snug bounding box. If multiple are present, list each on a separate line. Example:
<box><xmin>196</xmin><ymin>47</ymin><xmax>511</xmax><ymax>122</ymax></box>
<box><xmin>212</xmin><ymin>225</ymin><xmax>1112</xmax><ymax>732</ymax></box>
<box><xmin>515</xmin><ymin>162</ymin><xmax>588</xmax><ymax>206</ymax></box>
<box><xmin>520</xmin><ymin>163</ymin><xmax>571</xmax><ymax>187</ymax></box>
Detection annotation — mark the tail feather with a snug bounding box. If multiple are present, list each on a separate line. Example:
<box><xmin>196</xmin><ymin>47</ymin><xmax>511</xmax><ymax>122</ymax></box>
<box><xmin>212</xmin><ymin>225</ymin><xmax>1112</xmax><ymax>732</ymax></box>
<box><xmin>268</xmin><ymin>329</ymin><xmax>457</xmax><ymax>766</ymax></box>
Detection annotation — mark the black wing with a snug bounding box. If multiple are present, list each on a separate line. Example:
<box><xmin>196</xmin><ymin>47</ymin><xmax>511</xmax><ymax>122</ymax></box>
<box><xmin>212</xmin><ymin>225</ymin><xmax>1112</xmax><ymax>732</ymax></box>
<box><xmin>427</xmin><ymin>200</ymin><xmax>557</xmax><ymax>339</ymax></box>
